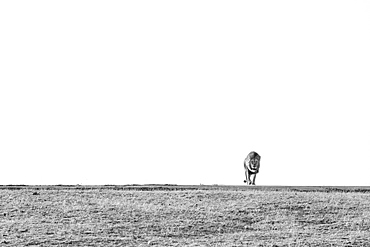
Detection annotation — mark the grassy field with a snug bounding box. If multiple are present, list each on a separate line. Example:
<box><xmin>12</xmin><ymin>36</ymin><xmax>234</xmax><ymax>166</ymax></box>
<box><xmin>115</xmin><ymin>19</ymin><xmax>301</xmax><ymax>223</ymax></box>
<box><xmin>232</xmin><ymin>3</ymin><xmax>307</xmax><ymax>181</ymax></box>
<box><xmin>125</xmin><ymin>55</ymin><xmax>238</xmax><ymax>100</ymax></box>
<box><xmin>1</xmin><ymin>185</ymin><xmax>370</xmax><ymax>246</ymax></box>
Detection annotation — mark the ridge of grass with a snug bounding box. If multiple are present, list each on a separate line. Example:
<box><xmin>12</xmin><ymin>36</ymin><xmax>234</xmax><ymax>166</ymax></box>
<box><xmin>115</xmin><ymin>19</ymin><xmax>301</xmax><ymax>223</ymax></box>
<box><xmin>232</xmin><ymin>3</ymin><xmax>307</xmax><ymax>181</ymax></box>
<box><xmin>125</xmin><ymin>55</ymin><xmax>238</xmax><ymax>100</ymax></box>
<box><xmin>1</xmin><ymin>186</ymin><xmax>370</xmax><ymax>246</ymax></box>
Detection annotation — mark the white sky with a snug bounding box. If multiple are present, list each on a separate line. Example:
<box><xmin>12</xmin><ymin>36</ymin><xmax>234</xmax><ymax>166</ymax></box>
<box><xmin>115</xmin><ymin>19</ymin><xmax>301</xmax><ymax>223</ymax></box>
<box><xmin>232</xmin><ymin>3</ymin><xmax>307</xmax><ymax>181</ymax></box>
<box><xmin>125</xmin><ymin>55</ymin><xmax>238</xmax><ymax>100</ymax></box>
<box><xmin>1</xmin><ymin>1</ymin><xmax>369</xmax><ymax>186</ymax></box>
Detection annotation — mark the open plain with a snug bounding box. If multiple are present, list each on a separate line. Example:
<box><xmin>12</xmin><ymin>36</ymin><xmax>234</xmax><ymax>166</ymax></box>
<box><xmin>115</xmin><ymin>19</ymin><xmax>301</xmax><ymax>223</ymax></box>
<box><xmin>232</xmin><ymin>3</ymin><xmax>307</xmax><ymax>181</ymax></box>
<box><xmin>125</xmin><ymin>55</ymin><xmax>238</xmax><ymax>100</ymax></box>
<box><xmin>1</xmin><ymin>185</ymin><xmax>370</xmax><ymax>246</ymax></box>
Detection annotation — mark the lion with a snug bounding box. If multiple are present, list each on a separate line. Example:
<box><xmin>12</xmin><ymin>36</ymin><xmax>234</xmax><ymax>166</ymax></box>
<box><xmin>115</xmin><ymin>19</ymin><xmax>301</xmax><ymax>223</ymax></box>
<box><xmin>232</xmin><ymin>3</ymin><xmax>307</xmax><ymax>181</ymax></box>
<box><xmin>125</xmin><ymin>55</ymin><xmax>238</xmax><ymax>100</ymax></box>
<box><xmin>243</xmin><ymin>151</ymin><xmax>261</xmax><ymax>185</ymax></box>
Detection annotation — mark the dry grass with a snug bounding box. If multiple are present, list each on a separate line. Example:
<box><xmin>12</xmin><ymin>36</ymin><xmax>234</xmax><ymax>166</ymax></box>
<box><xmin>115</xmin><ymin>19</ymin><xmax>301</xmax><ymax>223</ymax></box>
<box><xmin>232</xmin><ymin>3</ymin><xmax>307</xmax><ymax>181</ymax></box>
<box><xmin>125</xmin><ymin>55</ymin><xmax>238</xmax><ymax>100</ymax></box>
<box><xmin>1</xmin><ymin>185</ymin><xmax>370</xmax><ymax>246</ymax></box>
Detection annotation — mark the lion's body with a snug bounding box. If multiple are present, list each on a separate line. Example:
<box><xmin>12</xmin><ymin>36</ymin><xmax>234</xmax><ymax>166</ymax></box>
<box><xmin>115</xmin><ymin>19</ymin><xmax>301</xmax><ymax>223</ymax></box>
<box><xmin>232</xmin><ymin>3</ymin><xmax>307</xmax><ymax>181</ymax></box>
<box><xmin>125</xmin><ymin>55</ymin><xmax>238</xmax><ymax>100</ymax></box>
<box><xmin>244</xmin><ymin>151</ymin><xmax>261</xmax><ymax>185</ymax></box>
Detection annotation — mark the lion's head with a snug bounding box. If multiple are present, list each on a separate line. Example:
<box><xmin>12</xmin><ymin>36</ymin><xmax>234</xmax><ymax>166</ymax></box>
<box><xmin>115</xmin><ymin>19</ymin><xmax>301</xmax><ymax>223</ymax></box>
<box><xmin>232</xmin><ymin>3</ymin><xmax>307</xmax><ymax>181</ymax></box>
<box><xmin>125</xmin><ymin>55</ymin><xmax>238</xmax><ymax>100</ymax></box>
<box><xmin>246</xmin><ymin>151</ymin><xmax>260</xmax><ymax>173</ymax></box>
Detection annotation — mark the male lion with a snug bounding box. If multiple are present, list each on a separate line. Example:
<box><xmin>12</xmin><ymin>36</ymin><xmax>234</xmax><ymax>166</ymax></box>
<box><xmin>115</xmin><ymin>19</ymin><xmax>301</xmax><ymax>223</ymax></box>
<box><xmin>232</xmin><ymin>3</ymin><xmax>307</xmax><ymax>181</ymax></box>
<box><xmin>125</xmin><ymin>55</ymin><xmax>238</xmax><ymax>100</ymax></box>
<box><xmin>243</xmin><ymin>151</ymin><xmax>261</xmax><ymax>185</ymax></box>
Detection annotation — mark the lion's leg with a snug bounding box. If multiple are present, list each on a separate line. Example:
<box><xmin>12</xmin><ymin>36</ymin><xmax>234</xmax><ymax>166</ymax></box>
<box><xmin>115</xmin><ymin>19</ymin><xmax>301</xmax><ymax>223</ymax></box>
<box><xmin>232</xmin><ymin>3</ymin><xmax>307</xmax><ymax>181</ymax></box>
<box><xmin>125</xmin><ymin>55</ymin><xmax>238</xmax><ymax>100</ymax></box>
<box><xmin>251</xmin><ymin>174</ymin><xmax>256</xmax><ymax>185</ymax></box>
<box><xmin>244</xmin><ymin>169</ymin><xmax>251</xmax><ymax>185</ymax></box>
